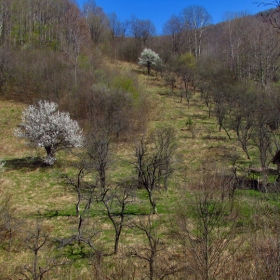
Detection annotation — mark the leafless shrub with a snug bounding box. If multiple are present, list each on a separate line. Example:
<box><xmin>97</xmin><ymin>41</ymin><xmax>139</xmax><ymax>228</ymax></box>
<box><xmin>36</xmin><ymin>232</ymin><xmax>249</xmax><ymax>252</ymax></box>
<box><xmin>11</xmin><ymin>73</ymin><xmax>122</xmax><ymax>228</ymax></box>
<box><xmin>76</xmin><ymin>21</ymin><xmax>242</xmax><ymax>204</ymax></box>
<box><xmin>172</xmin><ymin>170</ymin><xmax>242</xmax><ymax>280</ymax></box>
<box><xmin>133</xmin><ymin>127</ymin><xmax>176</xmax><ymax>214</ymax></box>
<box><xmin>254</xmin><ymin>235</ymin><xmax>280</xmax><ymax>279</ymax></box>
<box><xmin>130</xmin><ymin>215</ymin><xmax>180</xmax><ymax>280</ymax></box>
<box><xmin>18</xmin><ymin>221</ymin><xmax>66</xmax><ymax>280</ymax></box>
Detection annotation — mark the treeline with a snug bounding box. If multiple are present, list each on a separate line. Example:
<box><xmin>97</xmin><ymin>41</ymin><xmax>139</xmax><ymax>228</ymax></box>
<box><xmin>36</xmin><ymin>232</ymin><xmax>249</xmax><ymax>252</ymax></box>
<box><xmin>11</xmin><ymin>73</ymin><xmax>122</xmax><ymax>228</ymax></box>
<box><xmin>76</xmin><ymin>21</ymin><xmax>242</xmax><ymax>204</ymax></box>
<box><xmin>2</xmin><ymin>0</ymin><xmax>280</xmax><ymax>95</ymax></box>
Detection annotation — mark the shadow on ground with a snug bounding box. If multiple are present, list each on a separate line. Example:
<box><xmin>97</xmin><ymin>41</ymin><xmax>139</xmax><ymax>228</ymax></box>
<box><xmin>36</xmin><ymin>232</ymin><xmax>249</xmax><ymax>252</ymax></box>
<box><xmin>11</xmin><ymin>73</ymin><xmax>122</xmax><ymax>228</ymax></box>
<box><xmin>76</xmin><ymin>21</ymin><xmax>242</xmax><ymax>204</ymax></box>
<box><xmin>3</xmin><ymin>156</ymin><xmax>46</xmax><ymax>171</ymax></box>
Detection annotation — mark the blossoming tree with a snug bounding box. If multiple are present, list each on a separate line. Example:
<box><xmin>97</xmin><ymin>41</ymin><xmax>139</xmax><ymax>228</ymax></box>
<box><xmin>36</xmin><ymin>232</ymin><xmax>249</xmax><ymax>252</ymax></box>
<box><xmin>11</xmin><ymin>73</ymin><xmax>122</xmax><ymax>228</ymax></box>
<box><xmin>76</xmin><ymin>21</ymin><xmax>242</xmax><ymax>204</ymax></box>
<box><xmin>15</xmin><ymin>100</ymin><xmax>84</xmax><ymax>165</ymax></box>
<box><xmin>138</xmin><ymin>48</ymin><xmax>162</xmax><ymax>75</ymax></box>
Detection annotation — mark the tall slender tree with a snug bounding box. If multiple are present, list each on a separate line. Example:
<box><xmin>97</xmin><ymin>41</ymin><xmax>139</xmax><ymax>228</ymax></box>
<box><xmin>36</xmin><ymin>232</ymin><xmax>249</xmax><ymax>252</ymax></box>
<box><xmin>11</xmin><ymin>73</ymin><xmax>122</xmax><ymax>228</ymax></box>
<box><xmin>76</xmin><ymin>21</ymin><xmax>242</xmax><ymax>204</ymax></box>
<box><xmin>182</xmin><ymin>5</ymin><xmax>212</xmax><ymax>57</ymax></box>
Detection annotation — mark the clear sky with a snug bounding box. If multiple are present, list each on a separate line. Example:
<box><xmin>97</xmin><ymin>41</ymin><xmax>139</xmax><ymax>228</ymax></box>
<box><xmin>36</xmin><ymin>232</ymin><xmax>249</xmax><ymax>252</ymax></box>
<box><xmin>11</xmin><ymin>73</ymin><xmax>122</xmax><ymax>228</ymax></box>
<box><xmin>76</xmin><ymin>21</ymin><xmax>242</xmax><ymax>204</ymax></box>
<box><xmin>76</xmin><ymin>0</ymin><xmax>269</xmax><ymax>34</ymax></box>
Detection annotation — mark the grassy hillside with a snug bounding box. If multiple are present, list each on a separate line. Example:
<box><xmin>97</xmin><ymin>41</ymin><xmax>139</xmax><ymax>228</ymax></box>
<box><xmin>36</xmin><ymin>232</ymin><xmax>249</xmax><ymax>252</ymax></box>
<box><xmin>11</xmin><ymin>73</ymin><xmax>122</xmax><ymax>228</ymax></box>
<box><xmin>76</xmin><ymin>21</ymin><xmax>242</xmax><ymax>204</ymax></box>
<box><xmin>1</xmin><ymin>61</ymin><xmax>280</xmax><ymax>279</ymax></box>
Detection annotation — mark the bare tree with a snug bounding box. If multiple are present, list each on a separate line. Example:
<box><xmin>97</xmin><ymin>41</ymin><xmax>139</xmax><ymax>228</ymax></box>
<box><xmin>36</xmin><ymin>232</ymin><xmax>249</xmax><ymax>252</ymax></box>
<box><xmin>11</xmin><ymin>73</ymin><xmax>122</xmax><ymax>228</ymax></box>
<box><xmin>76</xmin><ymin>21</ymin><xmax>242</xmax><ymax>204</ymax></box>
<box><xmin>175</xmin><ymin>52</ymin><xmax>196</xmax><ymax>105</ymax></box>
<box><xmin>164</xmin><ymin>73</ymin><xmax>177</xmax><ymax>95</ymax></box>
<box><xmin>62</xmin><ymin>159</ymin><xmax>95</xmax><ymax>233</ymax></box>
<box><xmin>163</xmin><ymin>14</ymin><xmax>185</xmax><ymax>55</ymax></box>
<box><xmin>255</xmin><ymin>1</ymin><xmax>280</xmax><ymax>29</ymax></box>
<box><xmin>87</xmin><ymin>133</ymin><xmax>133</xmax><ymax>255</ymax></box>
<box><xmin>133</xmin><ymin>127</ymin><xmax>176</xmax><ymax>214</ymax></box>
<box><xmin>221</xmin><ymin>12</ymin><xmax>251</xmax><ymax>80</ymax></box>
<box><xmin>0</xmin><ymin>187</ymin><xmax>16</xmax><ymax>251</ymax></box>
<box><xmin>130</xmin><ymin>215</ymin><xmax>179</xmax><ymax>280</ymax></box>
<box><xmin>83</xmin><ymin>0</ymin><xmax>109</xmax><ymax>45</ymax></box>
<box><xmin>0</xmin><ymin>0</ymin><xmax>13</xmax><ymax>46</ymax></box>
<box><xmin>101</xmin><ymin>181</ymin><xmax>135</xmax><ymax>255</ymax></box>
<box><xmin>0</xmin><ymin>0</ymin><xmax>70</xmax><ymax>47</ymax></box>
<box><xmin>62</xmin><ymin>157</ymin><xmax>97</xmax><ymax>250</ymax></box>
<box><xmin>246</xmin><ymin>18</ymin><xmax>280</xmax><ymax>88</ymax></box>
<box><xmin>182</xmin><ymin>5</ymin><xmax>212</xmax><ymax>57</ymax></box>
<box><xmin>87</xmin><ymin>133</ymin><xmax>110</xmax><ymax>190</ymax></box>
<box><xmin>252</xmin><ymin>122</ymin><xmax>273</xmax><ymax>169</ymax></box>
<box><xmin>19</xmin><ymin>221</ymin><xmax>63</xmax><ymax>280</ymax></box>
<box><xmin>62</xmin><ymin>3</ymin><xmax>90</xmax><ymax>85</ymax></box>
<box><xmin>86</xmin><ymin>83</ymin><xmax>143</xmax><ymax>139</ymax></box>
<box><xmin>254</xmin><ymin>234</ymin><xmax>280</xmax><ymax>279</ymax></box>
<box><xmin>108</xmin><ymin>13</ymin><xmax>127</xmax><ymax>39</ymax></box>
<box><xmin>173</xmin><ymin>174</ymin><xmax>241</xmax><ymax>280</ymax></box>
<box><xmin>221</xmin><ymin>13</ymin><xmax>280</xmax><ymax>86</ymax></box>
<box><xmin>130</xmin><ymin>16</ymin><xmax>156</xmax><ymax>46</ymax></box>
<box><xmin>108</xmin><ymin>13</ymin><xmax>128</xmax><ymax>58</ymax></box>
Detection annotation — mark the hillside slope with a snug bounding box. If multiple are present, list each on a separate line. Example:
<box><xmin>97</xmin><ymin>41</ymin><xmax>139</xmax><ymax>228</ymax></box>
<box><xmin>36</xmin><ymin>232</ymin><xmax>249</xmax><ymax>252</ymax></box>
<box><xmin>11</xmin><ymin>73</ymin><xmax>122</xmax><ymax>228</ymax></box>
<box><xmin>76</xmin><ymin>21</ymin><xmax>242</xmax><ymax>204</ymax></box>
<box><xmin>0</xmin><ymin>60</ymin><xmax>274</xmax><ymax>279</ymax></box>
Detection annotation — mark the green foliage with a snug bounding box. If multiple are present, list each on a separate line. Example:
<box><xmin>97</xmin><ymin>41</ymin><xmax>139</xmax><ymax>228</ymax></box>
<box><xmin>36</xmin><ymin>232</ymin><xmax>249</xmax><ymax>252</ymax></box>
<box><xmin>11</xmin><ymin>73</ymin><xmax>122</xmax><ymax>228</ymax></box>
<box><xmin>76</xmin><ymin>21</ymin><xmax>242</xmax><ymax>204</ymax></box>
<box><xmin>186</xmin><ymin>116</ymin><xmax>193</xmax><ymax>127</ymax></box>
<box><xmin>11</xmin><ymin>20</ymin><xmax>59</xmax><ymax>49</ymax></box>
<box><xmin>93</xmin><ymin>69</ymin><xmax>108</xmax><ymax>84</ymax></box>
<box><xmin>63</xmin><ymin>243</ymin><xmax>91</xmax><ymax>260</ymax></box>
<box><xmin>11</xmin><ymin>23</ymin><xmax>28</xmax><ymax>45</ymax></box>
<box><xmin>112</xmin><ymin>76</ymin><xmax>139</xmax><ymax>99</ymax></box>
<box><xmin>78</xmin><ymin>54</ymin><xmax>91</xmax><ymax>70</ymax></box>
<box><xmin>178</xmin><ymin>52</ymin><xmax>196</xmax><ymax>69</ymax></box>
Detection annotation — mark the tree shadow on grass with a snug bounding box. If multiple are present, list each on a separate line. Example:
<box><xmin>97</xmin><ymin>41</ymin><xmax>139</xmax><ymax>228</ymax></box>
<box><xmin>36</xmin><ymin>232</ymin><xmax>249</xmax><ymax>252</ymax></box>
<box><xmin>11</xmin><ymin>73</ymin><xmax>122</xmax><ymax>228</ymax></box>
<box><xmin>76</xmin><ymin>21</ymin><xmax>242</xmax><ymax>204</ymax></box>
<box><xmin>37</xmin><ymin>209</ymin><xmax>73</xmax><ymax>218</ymax></box>
<box><xmin>4</xmin><ymin>156</ymin><xmax>47</xmax><ymax>171</ymax></box>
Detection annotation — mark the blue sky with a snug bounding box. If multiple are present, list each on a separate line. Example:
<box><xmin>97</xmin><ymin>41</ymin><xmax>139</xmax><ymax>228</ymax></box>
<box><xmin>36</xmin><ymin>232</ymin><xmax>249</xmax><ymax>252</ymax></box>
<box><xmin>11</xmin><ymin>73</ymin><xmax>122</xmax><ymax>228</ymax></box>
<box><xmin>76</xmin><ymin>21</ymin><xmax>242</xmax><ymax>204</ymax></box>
<box><xmin>76</xmin><ymin>0</ymin><xmax>269</xmax><ymax>34</ymax></box>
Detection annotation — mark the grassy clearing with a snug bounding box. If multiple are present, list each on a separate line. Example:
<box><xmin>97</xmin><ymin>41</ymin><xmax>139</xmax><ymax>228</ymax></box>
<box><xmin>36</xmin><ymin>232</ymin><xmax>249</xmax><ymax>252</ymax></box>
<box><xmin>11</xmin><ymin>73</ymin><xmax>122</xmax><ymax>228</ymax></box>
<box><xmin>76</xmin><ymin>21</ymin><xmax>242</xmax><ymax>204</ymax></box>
<box><xmin>0</xmin><ymin>100</ymin><xmax>27</xmax><ymax>158</ymax></box>
<box><xmin>1</xmin><ymin>62</ymin><xmax>280</xmax><ymax>278</ymax></box>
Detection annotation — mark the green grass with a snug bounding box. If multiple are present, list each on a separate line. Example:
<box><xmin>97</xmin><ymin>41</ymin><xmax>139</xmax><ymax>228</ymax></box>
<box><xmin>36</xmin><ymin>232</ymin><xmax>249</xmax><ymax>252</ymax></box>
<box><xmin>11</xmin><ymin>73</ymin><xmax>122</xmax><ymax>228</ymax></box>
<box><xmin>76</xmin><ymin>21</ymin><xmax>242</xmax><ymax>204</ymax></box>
<box><xmin>1</xmin><ymin>62</ymin><xmax>280</xmax><ymax>278</ymax></box>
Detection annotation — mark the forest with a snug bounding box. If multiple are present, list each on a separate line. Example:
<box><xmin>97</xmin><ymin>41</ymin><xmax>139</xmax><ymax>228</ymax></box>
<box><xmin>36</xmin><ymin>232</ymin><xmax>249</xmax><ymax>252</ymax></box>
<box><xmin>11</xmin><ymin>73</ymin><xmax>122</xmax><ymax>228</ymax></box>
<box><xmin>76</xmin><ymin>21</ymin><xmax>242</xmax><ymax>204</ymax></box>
<box><xmin>2</xmin><ymin>0</ymin><xmax>280</xmax><ymax>279</ymax></box>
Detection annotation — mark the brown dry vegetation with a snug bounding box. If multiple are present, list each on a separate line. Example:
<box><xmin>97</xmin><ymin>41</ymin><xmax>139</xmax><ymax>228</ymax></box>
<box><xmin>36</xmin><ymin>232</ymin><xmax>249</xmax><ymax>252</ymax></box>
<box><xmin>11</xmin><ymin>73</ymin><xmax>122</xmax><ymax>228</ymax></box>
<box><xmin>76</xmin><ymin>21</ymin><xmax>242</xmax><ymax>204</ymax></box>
<box><xmin>1</xmin><ymin>60</ymin><xmax>279</xmax><ymax>279</ymax></box>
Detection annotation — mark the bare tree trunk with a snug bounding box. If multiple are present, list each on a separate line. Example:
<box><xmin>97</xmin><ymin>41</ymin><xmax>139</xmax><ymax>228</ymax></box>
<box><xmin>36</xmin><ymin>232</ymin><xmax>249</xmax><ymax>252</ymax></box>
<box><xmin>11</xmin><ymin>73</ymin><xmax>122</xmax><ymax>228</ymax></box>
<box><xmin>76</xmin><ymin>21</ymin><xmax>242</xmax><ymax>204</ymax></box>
<box><xmin>148</xmin><ymin>189</ymin><xmax>157</xmax><ymax>215</ymax></box>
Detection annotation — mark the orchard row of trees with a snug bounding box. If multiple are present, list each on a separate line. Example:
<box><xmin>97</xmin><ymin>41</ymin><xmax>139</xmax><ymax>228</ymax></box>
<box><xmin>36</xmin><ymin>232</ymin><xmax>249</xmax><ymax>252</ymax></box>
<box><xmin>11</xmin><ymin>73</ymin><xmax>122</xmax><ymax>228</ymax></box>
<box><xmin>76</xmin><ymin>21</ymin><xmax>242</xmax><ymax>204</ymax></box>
<box><xmin>146</xmin><ymin>2</ymin><xmax>280</xmax><ymax>176</ymax></box>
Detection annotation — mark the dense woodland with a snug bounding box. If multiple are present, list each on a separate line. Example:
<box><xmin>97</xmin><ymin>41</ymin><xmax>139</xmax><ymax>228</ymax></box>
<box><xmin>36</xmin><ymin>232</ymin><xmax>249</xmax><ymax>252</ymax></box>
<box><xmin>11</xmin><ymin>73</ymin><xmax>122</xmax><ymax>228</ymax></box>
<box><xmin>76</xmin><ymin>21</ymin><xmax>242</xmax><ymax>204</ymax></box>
<box><xmin>2</xmin><ymin>0</ymin><xmax>280</xmax><ymax>279</ymax></box>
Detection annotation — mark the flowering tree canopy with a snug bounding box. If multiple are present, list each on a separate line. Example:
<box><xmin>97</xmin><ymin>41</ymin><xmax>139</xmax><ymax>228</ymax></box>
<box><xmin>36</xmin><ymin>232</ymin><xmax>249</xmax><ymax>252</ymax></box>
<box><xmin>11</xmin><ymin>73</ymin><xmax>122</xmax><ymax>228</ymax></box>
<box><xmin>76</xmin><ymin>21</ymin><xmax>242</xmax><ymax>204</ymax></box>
<box><xmin>138</xmin><ymin>48</ymin><xmax>162</xmax><ymax>75</ymax></box>
<box><xmin>15</xmin><ymin>100</ymin><xmax>84</xmax><ymax>165</ymax></box>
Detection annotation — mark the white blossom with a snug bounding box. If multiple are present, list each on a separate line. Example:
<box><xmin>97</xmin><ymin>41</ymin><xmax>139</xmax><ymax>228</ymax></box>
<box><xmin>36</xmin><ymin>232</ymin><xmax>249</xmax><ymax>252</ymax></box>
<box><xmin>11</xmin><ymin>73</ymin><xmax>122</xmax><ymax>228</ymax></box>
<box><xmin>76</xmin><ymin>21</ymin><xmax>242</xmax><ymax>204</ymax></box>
<box><xmin>138</xmin><ymin>48</ymin><xmax>162</xmax><ymax>74</ymax></box>
<box><xmin>15</xmin><ymin>100</ymin><xmax>84</xmax><ymax>165</ymax></box>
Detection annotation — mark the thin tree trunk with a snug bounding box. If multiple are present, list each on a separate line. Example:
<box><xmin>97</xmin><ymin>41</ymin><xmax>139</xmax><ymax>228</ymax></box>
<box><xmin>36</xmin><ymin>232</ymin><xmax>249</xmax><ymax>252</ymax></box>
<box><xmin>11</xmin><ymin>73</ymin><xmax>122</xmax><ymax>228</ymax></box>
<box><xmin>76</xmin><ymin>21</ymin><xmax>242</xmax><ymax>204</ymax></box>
<box><xmin>148</xmin><ymin>189</ymin><xmax>157</xmax><ymax>214</ymax></box>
